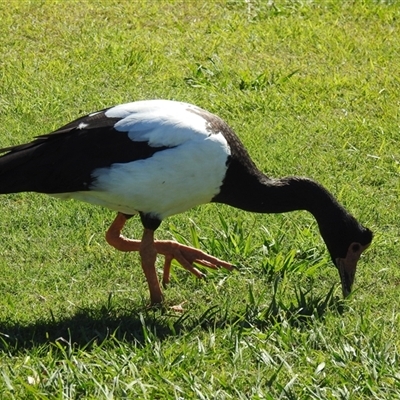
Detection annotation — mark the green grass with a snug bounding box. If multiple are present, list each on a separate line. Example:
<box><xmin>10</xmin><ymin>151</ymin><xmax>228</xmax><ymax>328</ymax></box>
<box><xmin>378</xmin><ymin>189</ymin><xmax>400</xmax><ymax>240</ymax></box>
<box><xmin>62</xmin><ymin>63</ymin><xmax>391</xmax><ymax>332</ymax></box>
<box><xmin>0</xmin><ymin>0</ymin><xmax>399</xmax><ymax>398</ymax></box>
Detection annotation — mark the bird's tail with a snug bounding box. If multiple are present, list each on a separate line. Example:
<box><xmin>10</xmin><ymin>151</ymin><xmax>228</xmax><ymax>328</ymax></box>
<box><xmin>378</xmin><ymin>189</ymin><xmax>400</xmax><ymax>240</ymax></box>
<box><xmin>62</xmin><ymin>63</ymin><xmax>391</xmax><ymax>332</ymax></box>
<box><xmin>0</xmin><ymin>146</ymin><xmax>47</xmax><ymax>194</ymax></box>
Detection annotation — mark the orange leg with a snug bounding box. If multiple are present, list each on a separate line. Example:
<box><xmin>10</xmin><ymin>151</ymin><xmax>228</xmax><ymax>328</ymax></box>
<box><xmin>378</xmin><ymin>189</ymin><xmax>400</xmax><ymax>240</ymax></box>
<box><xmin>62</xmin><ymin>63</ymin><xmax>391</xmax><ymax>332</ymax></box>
<box><xmin>105</xmin><ymin>213</ymin><xmax>141</xmax><ymax>252</ymax></box>
<box><xmin>106</xmin><ymin>213</ymin><xmax>162</xmax><ymax>304</ymax></box>
<box><xmin>105</xmin><ymin>213</ymin><xmax>235</xmax><ymax>301</ymax></box>
<box><xmin>140</xmin><ymin>228</ymin><xmax>164</xmax><ymax>305</ymax></box>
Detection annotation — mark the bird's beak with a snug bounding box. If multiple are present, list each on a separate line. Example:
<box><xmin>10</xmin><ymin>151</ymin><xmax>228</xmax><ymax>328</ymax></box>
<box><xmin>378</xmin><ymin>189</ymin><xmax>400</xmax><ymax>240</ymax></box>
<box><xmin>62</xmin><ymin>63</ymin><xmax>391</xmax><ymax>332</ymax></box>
<box><xmin>335</xmin><ymin>242</ymin><xmax>370</xmax><ymax>297</ymax></box>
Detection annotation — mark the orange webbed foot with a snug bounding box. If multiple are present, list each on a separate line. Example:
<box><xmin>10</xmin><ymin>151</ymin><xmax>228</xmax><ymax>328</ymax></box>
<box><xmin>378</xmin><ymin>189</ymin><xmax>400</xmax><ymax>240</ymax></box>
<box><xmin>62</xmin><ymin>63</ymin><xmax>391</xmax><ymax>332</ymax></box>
<box><xmin>154</xmin><ymin>240</ymin><xmax>235</xmax><ymax>287</ymax></box>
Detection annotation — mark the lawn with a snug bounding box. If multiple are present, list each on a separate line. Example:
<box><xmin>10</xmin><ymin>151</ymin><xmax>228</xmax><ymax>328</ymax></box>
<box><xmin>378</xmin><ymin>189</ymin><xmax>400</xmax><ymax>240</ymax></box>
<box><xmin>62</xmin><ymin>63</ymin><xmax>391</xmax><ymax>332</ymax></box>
<box><xmin>0</xmin><ymin>0</ymin><xmax>399</xmax><ymax>398</ymax></box>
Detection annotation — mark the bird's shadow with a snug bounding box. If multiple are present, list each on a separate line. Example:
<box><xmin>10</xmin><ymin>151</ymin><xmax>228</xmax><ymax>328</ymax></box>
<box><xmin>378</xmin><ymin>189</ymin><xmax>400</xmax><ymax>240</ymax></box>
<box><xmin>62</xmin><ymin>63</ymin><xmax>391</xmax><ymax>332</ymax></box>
<box><xmin>0</xmin><ymin>304</ymin><xmax>181</xmax><ymax>353</ymax></box>
<box><xmin>0</xmin><ymin>286</ymin><xmax>345</xmax><ymax>353</ymax></box>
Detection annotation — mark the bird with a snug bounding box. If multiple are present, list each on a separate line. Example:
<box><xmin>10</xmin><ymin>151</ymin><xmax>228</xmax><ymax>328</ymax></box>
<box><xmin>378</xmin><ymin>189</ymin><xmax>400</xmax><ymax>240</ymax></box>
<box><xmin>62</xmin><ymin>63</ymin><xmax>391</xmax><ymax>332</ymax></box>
<box><xmin>0</xmin><ymin>99</ymin><xmax>372</xmax><ymax>306</ymax></box>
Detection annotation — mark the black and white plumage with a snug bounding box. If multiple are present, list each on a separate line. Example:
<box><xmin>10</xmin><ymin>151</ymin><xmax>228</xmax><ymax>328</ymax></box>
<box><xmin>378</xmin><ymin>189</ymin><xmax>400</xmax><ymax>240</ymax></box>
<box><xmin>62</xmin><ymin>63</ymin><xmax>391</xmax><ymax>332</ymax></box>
<box><xmin>0</xmin><ymin>99</ymin><xmax>373</xmax><ymax>305</ymax></box>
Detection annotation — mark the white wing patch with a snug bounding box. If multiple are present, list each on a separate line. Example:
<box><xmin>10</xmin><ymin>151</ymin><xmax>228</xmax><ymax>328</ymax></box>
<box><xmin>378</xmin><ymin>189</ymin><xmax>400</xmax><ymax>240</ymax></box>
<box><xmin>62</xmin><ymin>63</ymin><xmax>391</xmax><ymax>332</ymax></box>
<box><xmin>105</xmin><ymin>100</ymin><xmax>215</xmax><ymax>147</ymax></box>
<box><xmin>77</xmin><ymin>122</ymin><xmax>89</xmax><ymax>130</ymax></box>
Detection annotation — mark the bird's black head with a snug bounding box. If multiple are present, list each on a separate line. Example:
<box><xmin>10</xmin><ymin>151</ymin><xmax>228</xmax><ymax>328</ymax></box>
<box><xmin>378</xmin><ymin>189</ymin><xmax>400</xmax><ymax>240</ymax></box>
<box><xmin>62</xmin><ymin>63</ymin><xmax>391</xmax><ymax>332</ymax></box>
<box><xmin>318</xmin><ymin>212</ymin><xmax>373</xmax><ymax>297</ymax></box>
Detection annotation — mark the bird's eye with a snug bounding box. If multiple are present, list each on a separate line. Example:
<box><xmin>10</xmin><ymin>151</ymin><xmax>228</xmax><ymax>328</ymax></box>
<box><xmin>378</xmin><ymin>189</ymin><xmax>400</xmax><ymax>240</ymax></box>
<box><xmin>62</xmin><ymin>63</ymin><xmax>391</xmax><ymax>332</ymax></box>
<box><xmin>352</xmin><ymin>244</ymin><xmax>360</xmax><ymax>252</ymax></box>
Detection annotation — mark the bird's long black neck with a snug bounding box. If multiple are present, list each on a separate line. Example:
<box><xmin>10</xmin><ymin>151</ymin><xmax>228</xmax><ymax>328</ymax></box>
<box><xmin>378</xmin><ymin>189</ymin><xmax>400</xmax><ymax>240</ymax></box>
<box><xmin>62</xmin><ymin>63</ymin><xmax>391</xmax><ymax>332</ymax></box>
<box><xmin>212</xmin><ymin>156</ymin><xmax>347</xmax><ymax>223</ymax></box>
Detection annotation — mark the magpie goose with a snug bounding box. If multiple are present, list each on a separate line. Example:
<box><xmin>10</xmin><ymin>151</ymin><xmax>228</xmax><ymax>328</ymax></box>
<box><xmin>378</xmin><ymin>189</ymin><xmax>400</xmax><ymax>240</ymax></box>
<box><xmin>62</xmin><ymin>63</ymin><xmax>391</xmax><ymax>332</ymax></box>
<box><xmin>0</xmin><ymin>100</ymin><xmax>373</xmax><ymax>305</ymax></box>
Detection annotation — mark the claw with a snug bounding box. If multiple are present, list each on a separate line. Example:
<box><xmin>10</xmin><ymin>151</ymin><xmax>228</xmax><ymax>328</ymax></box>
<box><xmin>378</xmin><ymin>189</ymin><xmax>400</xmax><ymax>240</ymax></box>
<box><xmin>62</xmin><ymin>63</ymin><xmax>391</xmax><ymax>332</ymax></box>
<box><xmin>170</xmin><ymin>301</ymin><xmax>187</xmax><ymax>313</ymax></box>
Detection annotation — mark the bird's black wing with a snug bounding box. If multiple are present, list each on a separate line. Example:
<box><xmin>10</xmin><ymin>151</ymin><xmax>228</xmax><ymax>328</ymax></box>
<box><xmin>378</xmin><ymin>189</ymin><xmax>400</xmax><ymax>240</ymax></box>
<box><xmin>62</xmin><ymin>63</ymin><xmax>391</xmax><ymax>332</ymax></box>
<box><xmin>0</xmin><ymin>107</ymin><xmax>117</xmax><ymax>154</ymax></box>
<box><xmin>0</xmin><ymin>108</ymin><xmax>169</xmax><ymax>194</ymax></box>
